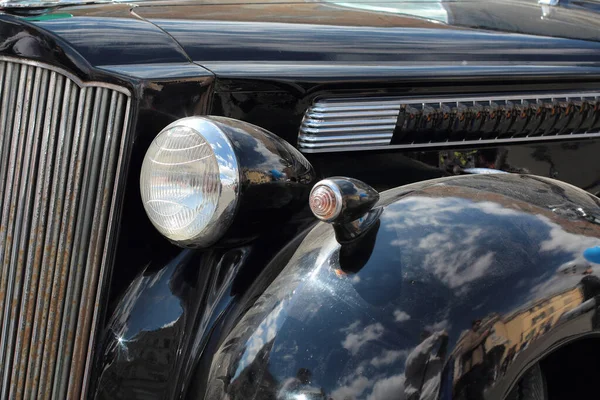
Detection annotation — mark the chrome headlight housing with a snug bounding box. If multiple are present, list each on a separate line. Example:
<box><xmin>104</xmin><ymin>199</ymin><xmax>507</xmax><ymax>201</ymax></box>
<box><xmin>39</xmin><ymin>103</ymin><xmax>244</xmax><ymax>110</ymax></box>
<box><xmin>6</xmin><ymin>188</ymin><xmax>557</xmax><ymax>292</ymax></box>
<box><xmin>140</xmin><ymin>117</ymin><xmax>240</xmax><ymax>247</ymax></box>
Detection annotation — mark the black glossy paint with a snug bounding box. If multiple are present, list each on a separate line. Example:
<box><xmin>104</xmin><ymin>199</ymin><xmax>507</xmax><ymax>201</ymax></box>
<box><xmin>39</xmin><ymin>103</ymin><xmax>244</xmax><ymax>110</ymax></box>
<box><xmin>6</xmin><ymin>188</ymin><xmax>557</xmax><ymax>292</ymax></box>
<box><xmin>133</xmin><ymin>0</ymin><xmax>600</xmax><ymax>60</ymax></box>
<box><xmin>149</xmin><ymin>18</ymin><xmax>600</xmax><ymax>65</ymax></box>
<box><xmin>0</xmin><ymin>13</ymin><xmax>121</xmax><ymax>83</ymax></box>
<box><xmin>94</xmin><ymin>248</ymin><xmax>248</xmax><ymax>400</ymax></box>
<box><xmin>448</xmin><ymin>0</ymin><xmax>600</xmax><ymax>42</ymax></box>
<box><xmin>4</xmin><ymin>1</ymin><xmax>600</xmax><ymax>399</ymax></box>
<box><xmin>198</xmin><ymin>174</ymin><xmax>600</xmax><ymax>400</ymax></box>
<box><xmin>105</xmin><ymin>66</ymin><xmax>216</xmax><ymax>315</ymax></box>
<box><xmin>94</xmin><ymin>114</ymin><xmax>317</xmax><ymax>398</ymax></box>
<box><xmin>25</xmin><ymin>3</ymin><xmax>190</xmax><ymax>66</ymax></box>
<box><xmin>93</xmin><ymin>217</ymin><xmax>316</xmax><ymax>400</ymax></box>
<box><xmin>203</xmin><ymin>117</ymin><xmax>316</xmax><ymax>246</ymax></box>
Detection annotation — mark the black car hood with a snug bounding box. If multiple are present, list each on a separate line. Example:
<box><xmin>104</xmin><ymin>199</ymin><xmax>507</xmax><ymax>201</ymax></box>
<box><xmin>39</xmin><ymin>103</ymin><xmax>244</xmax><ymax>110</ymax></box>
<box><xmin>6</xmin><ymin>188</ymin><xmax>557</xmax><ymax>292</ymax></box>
<box><xmin>134</xmin><ymin>0</ymin><xmax>600</xmax><ymax>43</ymax></box>
<box><xmin>127</xmin><ymin>0</ymin><xmax>600</xmax><ymax>69</ymax></box>
<box><xmin>131</xmin><ymin>0</ymin><xmax>600</xmax><ymax>41</ymax></box>
<box><xmin>5</xmin><ymin>0</ymin><xmax>600</xmax><ymax>70</ymax></box>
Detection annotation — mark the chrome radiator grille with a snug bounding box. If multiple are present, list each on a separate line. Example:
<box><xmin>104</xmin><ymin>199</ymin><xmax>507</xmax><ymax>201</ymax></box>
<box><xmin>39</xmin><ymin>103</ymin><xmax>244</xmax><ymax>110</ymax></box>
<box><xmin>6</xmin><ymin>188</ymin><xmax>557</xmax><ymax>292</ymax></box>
<box><xmin>0</xmin><ymin>56</ymin><xmax>131</xmax><ymax>399</ymax></box>
<box><xmin>298</xmin><ymin>93</ymin><xmax>600</xmax><ymax>152</ymax></box>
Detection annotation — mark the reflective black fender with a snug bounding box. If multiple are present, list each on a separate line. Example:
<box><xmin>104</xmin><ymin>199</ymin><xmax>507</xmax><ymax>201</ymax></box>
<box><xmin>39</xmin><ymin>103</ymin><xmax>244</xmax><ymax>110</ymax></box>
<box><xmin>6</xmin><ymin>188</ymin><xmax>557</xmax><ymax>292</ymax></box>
<box><xmin>200</xmin><ymin>174</ymin><xmax>600</xmax><ymax>400</ymax></box>
<box><xmin>92</xmin><ymin>220</ymin><xmax>314</xmax><ymax>400</ymax></box>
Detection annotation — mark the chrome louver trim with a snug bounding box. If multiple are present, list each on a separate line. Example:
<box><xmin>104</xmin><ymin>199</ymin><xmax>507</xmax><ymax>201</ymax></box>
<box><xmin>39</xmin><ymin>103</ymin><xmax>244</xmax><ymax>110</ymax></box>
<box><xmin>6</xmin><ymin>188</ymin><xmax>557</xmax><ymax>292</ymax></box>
<box><xmin>0</xmin><ymin>56</ymin><xmax>131</xmax><ymax>400</ymax></box>
<box><xmin>298</xmin><ymin>93</ymin><xmax>600</xmax><ymax>153</ymax></box>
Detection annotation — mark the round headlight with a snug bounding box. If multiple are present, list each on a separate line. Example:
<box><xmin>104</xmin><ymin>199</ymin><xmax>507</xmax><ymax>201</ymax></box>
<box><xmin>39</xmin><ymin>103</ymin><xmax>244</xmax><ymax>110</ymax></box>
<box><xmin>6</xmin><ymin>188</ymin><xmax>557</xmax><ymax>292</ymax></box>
<box><xmin>140</xmin><ymin>117</ymin><xmax>240</xmax><ymax>247</ymax></box>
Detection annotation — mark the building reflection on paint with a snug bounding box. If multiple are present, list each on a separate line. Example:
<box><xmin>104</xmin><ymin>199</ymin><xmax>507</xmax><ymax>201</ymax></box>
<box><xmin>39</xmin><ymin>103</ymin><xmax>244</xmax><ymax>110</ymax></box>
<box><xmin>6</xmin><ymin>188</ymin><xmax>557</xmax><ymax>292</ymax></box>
<box><xmin>450</xmin><ymin>271</ymin><xmax>600</xmax><ymax>399</ymax></box>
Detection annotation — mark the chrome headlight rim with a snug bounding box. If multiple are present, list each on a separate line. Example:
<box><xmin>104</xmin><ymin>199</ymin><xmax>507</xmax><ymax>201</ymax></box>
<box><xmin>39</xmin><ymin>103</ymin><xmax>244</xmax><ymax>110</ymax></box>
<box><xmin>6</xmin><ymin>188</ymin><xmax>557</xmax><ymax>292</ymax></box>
<box><xmin>140</xmin><ymin>116</ymin><xmax>241</xmax><ymax>248</ymax></box>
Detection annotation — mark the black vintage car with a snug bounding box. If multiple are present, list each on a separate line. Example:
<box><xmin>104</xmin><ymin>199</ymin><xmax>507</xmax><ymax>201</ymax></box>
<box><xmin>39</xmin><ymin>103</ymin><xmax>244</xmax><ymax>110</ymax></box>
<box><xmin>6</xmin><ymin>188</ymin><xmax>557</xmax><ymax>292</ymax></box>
<box><xmin>2</xmin><ymin>0</ymin><xmax>600</xmax><ymax>399</ymax></box>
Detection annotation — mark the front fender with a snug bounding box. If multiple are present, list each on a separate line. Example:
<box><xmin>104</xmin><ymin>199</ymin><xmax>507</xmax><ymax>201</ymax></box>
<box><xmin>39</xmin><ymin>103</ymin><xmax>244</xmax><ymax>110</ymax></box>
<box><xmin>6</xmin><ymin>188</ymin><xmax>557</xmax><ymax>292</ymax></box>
<box><xmin>201</xmin><ymin>174</ymin><xmax>600</xmax><ymax>400</ymax></box>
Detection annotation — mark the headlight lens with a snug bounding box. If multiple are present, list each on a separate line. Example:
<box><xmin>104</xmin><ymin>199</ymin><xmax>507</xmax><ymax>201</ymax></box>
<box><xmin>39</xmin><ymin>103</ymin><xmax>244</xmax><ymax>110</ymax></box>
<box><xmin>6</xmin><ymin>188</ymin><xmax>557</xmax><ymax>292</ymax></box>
<box><xmin>140</xmin><ymin>117</ymin><xmax>240</xmax><ymax>247</ymax></box>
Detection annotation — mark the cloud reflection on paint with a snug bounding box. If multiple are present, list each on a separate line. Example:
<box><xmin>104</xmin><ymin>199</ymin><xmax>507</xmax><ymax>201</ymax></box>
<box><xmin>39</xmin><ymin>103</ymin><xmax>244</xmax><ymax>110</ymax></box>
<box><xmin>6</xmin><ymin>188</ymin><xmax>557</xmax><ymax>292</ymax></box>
<box><xmin>370</xmin><ymin>349</ymin><xmax>409</xmax><ymax>368</ymax></box>
<box><xmin>385</xmin><ymin>197</ymin><xmax>510</xmax><ymax>293</ymax></box>
<box><xmin>367</xmin><ymin>373</ymin><xmax>406</xmax><ymax>400</ymax></box>
<box><xmin>384</xmin><ymin>194</ymin><xmax>600</xmax><ymax>297</ymax></box>
<box><xmin>234</xmin><ymin>300</ymin><xmax>288</xmax><ymax>380</ymax></box>
<box><xmin>341</xmin><ymin>321</ymin><xmax>385</xmax><ymax>355</ymax></box>
<box><xmin>393</xmin><ymin>309</ymin><xmax>410</xmax><ymax>322</ymax></box>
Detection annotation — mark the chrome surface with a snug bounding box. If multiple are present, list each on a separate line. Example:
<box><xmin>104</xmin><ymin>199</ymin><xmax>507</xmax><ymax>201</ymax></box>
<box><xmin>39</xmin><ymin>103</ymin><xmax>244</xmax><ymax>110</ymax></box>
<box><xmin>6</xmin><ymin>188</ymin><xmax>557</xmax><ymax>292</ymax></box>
<box><xmin>309</xmin><ymin>179</ymin><xmax>343</xmax><ymax>222</ymax></box>
<box><xmin>299</xmin><ymin>98</ymin><xmax>400</xmax><ymax>152</ymax></box>
<box><xmin>0</xmin><ymin>56</ymin><xmax>131</xmax><ymax>400</ymax></box>
<box><xmin>143</xmin><ymin>117</ymin><xmax>241</xmax><ymax>248</ymax></box>
<box><xmin>311</xmin><ymin>177</ymin><xmax>381</xmax><ymax>242</ymax></box>
<box><xmin>462</xmin><ymin>167</ymin><xmax>510</xmax><ymax>175</ymax></box>
<box><xmin>538</xmin><ymin>0</ymin><xmax>559</xmax><ymax>6</ymax></box>
<box><xmin>298</xmin><ymin>92</ymin><xmax>600</xmax><ymax>153</ymax></box>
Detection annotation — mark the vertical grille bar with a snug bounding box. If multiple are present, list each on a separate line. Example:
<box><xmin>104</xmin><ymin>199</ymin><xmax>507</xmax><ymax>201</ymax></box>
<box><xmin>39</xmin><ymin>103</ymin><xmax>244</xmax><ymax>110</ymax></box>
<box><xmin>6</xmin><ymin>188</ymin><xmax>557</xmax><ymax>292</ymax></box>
<box><xmin>0</xmin><ymin>63</ymin><xmax>14</xmax><ymax>357</ymax></box>
<box><xmin>44</xmin><ymin>87</ymin><xmax>106</xmax><ymax>399</ymax></box>
<box><xmin>0</xmin><ymin>56</ymin><xmax>132</xmax><ymax>399</ymax></box>
<box><xmin>66</xmin><ymin>92</ymin><xmax>125</xmax><ymax>400</ymax></box>
<box><xmin>23</xmin><ymin>71</ymin><xmax>61</xmax><ymax>400</ymax></box>
<box><xmin>13</xmin><ymin>68</ymin><xmax>50</xmax><ymax>399</ymax></box>
<box><xmin>2</xmin><ymin>66</ymin><xmax>41</xmax><ymax>398</ymax></box>
<box><xmin>0</xmin><ymin>65</ymin><xmax>31</xmax><ymax>398</ymax></box>
<box><xmin>9</xmin><ymin>66</ymin><xmax>45</xmax><ymax>400</ymax></box>
<box><xmin>80</xmin><ymin>95</ymin><xmax>131</xmax><ymax>400</ymax></box>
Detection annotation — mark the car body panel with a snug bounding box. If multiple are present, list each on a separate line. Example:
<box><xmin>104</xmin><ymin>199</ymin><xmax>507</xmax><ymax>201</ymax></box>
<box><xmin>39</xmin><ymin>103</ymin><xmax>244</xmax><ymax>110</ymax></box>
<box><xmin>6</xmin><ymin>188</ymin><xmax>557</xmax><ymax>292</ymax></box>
<box><xmin>3</xmin><ymin>2</ymin><xmax>600</xmax><ymax>399</ymax></box>
<box><xmin>201</xmin><ymin>174</ymin><xmax>600</xmax><ymax>400</ymax></box>
<box><xmin>136</xmin><ymin>2</ymin><xmax>600</xmax><ymax>67</ymax></box>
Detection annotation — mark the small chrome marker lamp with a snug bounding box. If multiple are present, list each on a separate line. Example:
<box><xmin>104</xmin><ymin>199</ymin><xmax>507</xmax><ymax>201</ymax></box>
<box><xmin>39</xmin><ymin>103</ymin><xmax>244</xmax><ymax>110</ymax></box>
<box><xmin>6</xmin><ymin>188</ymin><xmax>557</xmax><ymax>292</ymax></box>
<box><xmin>309</xmin><ymin>177</ymin><xmax>381</xmax><ymax>243</ymax></box>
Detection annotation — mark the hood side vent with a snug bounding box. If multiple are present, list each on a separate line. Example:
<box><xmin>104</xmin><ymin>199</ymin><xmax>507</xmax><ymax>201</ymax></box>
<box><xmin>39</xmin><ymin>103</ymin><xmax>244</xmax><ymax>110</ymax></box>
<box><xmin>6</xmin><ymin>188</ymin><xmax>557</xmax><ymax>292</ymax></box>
<box><xmin>298</xmin><ymin>93</ymin><xmax>600</xmax><ymax>153</ymax></box>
